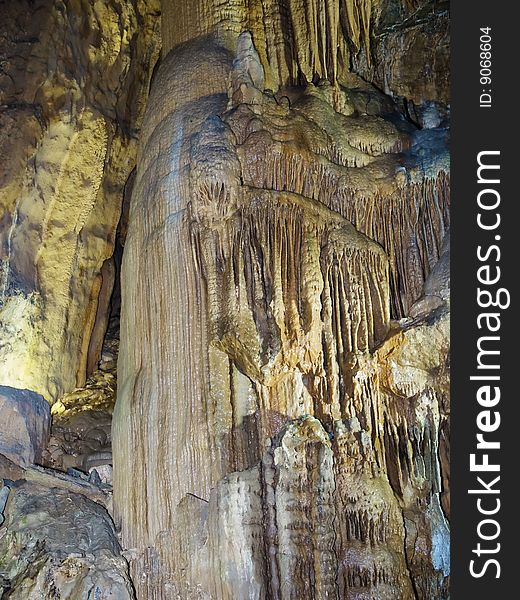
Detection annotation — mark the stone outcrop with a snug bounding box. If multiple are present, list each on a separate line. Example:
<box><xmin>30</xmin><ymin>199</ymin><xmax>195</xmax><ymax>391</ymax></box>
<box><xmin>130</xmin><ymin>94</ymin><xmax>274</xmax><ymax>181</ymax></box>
<box><xmin>0</xmin><ymin>481</ymin><xmax>132</xmax><ymax>599</ymax></box>
<box><xmin>0</xmin><ymin>457</ymin><xmax>112</xmax><ymax>509</ymax></box>
<box><xmin>44</xmin><ymin>409</ymin><xmax>113</xmax><ymax>472</ymax></box>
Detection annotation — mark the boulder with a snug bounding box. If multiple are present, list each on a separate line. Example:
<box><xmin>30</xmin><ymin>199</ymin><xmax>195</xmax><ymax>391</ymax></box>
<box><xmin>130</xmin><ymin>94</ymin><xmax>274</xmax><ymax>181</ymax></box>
<box><xmin>0</xmin><ymin>481</ymin><xmax>133</xmax><ymax>599</ymax></box>
<box><xmin>0</xmin><ymin>386</ymin><xmax>50</xmax><ymax>467</ymax></box>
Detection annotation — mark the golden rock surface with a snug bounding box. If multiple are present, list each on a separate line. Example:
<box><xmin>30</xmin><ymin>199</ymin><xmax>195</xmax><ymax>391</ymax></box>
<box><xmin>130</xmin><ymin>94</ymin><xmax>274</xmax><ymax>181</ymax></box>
<box><xmin>0</xmin><ymin>0</ymin><xmax>160</xmax><ymax>402</ymax></box>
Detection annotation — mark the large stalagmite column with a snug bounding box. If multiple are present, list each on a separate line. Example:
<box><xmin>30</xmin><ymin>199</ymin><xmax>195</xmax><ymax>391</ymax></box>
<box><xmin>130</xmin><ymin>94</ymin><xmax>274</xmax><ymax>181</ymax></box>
<box><xmin>114</xmin><ymin>2</ymin><xmax>450</xmax><ymax>599</ymax></box>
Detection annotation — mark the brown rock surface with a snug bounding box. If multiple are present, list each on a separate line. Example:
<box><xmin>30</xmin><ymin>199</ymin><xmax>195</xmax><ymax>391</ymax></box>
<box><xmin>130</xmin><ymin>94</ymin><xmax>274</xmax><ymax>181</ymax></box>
<box><xmin>350</xmin><ymin>0</ymin><xmax>450</xmax><ymax>118</ymax></box>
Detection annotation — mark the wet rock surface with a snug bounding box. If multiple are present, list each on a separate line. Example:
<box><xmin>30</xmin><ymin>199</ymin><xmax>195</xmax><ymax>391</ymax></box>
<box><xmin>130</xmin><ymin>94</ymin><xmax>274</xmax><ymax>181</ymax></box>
<box><xmin>0</xmin><ymin>481</ymin><xmax>133</xmax><ymax>599</ymax></box>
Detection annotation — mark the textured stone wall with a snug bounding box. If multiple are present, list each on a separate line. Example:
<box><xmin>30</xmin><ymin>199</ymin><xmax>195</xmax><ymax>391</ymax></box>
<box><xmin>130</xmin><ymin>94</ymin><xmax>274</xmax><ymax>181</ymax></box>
<box><xmin>0</xmin><ymin>0</ymin><xmax>160</xmax><ymax>401</ymax></box>
<box><xmin>0</xmin><ymin>2</ymin><xmax>161</xmax><ymax>596</ymax></box>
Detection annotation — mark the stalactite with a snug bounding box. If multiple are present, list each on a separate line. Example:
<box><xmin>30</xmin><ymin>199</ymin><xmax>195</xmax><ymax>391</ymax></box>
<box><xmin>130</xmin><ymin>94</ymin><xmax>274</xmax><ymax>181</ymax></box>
<box><xmin>336</xmin><ymin>172</ymin><xmax>450</xmax><ymax>316</ymax></box>
<box><xmin>113</xmin><ymin>13</ymin><xmax>449</xmax><ymax>599</ymax></box>
<box><xmin>344</xmin><ymin>0</ymin><xmax>375</xmax><ymax>60</ymax></box>
<box><xmin>223</xmin><ymin>80</ymin><xmax>449</xmax><ymax>318</ymax></box>
<box><xmin>232</xmin><ymin>105</ymin><xmax>449</xmax><ymax>317</ymax></box>
<box><xmin>160</xmin><ymin>0</ymin><xmax>380</xmax><ymax>86</ymax></box>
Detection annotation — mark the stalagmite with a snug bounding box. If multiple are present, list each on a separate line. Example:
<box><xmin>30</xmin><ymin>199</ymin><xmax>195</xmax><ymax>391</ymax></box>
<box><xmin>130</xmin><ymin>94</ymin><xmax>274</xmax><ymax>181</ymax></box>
<box><xmin>112</xmin><ymin>1</ymin><xmax>450</xmax><ymax>598</ymax></box>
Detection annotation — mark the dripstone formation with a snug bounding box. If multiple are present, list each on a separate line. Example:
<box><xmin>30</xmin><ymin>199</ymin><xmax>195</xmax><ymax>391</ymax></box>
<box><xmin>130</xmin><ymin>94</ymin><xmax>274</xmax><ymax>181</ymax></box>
<box><xmin>0</xmin><ymin>1</ymin><xmax>450</xmax><ymax>599</ymax></box>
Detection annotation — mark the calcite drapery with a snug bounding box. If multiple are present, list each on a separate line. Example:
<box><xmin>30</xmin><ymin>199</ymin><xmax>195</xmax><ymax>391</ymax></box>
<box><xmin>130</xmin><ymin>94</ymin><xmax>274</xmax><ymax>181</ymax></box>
<box><xmin>113</xmin><ymin>4</ymin><xmax>450</xmax><ymax>597</ymax></box>
<box><xmin>160</xmin><ymin>0</ymin><xmax>449</xmax><ymax>114</ymax></box>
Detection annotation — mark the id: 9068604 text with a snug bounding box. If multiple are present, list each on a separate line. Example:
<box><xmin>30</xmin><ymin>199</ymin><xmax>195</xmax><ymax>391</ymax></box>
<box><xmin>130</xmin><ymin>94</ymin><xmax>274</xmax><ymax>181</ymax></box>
<box><xmin>480</xmin><ymin>27</ymin><xmax>492</xmax><ymax>108</ymax></box>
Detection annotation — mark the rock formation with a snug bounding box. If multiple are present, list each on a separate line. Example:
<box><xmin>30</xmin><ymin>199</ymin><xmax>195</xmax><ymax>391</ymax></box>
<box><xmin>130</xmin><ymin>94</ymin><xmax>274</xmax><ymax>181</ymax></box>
<box><xmin>0</xmin><ymin>481</ymin><xmax>132</xmax><ymax>598</ymax></box>
<box><xmin>112</xmin><ymin>1</ymin><xmax>450</xmax><ymax>598</ymax></box>
<box><xmin>0</xmin><ymin>386</ymin><xmax>50</xmax><ymax>467</ymax></box>
<box><xmin>0</xmin><ymin>0</ymin><xmax>160</xmax><ymax>401</ymax></box>
<box><xmin>1</xmin><ymin>1</ymin><xmax>450</xmax><ymax>598</ymax></box>
<box><xmin>1</xmin><ymin>0</ymin><xmax>160</xmax><ymax>595</ymax></box>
